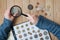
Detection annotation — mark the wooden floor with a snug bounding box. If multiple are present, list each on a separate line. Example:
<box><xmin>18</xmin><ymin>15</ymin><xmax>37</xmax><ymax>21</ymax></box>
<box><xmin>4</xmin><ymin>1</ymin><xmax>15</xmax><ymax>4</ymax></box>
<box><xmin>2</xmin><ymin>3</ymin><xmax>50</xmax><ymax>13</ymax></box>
<box><xmin>0</xmin><ymin>0</ymin><xmax>60</xmax><ymax>40</ymax></box>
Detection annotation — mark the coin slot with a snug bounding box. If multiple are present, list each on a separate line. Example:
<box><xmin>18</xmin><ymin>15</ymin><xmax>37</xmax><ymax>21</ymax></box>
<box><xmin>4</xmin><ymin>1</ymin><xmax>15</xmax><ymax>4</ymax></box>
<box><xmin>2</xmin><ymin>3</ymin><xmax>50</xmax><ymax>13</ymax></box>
<box><xmin>34</xmin><ymin>34</ymin><xmax>38</xmax><ymax>38</ymax></box>
<box><xmin>16</xmin><ymin>26</ymin><xmax>19</xmax><ymax>29</ymax></box>
<box><xmin>24</xmin><ymin>33</ymin><xmax>27</xmax><ymax>37</ymax></box>
<box><xmin>28</xmin><ymin>32</ymin><xmax>32</xmax><ymax>35</ymax></box>
<box><xmin>21</xmin><ymin>25</ymin><xmax>24</xmax><ymax>28</ymax></box>
<box><xmin>25</xmin><ymin>38</ymin><xmax>28</xmax><ymax>40</ymax></box>
<box><xmin>18</xmin><ymin>31</ymin><xmax>21</xmax><ymax>34</ymax></box>
<box><xmin>44</xmin><ymin>31</ymin><xmax>47</xmax><ymax>35</ymax></box>
<box><xmin>37</xmin><ymin>30</ymin><xmax>40</xmax><ymax>33</ymax></box>
<box><xmin>19</xmin><ymin>35</ymin><xmax>22</xmax><ymax>38</ymax></box>
<box><xmin>45</xmin><ymin>36</ymin><xmax>49</xmax><ymax>39</ymax></box>
<box><xmin>22</xmin><ymin>30</ymin><xmax>25</xmax><ymax>32</ymax></box>
<box><xmin>30</xmin><ymin>36</ymin><xmax>33</xmax><ymax>39</ymax></box>
<box><xmin>30</xmin><ymin>22</ymin><xmax>33</xmax><ymax>25</ymax></box>
<box><xmin>27</xmin><ymin>28</ymin><xmax>30</xmax><ymax>31</ymax></box>
<box><xmin>25</xmin><ymin>24</ymin><xmax>28</xmax><ymax>26</ymax></box>
<box><xmin>32</xmin><ymin>30</ymin><xmax>35</xmax><ymax>33</ymax></box>
<box><xmin>39</xmin><ymin>33</ymin><xmax>42</xmax><ymax>37</ymax></box>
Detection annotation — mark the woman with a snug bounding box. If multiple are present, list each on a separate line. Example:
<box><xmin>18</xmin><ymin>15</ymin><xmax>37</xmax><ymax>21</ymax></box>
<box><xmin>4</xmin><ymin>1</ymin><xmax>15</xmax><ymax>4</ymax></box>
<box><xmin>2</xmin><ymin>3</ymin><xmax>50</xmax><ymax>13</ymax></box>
<box><xmin>0</xmin><ymin>8</ymin><xmax>60</xmax><ymax>40</ymax></box>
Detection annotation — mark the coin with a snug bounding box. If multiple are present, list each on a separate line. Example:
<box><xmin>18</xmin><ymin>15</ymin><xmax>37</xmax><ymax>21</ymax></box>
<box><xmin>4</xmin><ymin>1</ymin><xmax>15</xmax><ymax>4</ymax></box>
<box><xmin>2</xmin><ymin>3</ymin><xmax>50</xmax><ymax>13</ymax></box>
<box><xmin>28</xmin><ymin>4</ymin><xmax>33</xmax><ymax>10</ymax></box>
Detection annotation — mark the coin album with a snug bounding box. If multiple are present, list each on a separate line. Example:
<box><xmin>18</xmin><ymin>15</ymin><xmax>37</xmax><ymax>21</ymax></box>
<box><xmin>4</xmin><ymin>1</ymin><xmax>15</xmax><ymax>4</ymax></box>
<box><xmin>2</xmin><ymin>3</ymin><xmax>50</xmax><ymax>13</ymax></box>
<box><xmin>12</xmin><ymin>21</ymin><xmax>51</xmax><ymax>40</ymax></box>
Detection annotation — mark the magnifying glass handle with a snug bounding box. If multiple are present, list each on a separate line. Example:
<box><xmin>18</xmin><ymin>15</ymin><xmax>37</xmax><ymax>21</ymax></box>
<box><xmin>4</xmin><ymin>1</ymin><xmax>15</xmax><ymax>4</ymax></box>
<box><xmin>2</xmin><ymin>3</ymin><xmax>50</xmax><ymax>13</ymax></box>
<box><xmin>22</xmin><ymin>13</ymin><xmax>28</xmax><ymax>17</ymax></box>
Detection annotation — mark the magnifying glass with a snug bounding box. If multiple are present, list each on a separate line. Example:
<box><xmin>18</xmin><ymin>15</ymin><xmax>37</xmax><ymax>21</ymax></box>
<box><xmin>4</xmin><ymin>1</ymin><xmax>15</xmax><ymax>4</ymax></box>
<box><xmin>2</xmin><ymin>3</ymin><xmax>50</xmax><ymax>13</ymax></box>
<box><xmin>10</xmin><ymin>5</ymin><xmax>28</xmax><ymax>17</ymax></box>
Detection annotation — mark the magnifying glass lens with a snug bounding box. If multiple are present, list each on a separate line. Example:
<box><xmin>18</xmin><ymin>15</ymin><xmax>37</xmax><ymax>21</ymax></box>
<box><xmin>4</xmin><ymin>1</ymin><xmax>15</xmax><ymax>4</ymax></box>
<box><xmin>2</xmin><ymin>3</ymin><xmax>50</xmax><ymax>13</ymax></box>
<box><xmin>10</xmin><ymin>5</ymin><xmax>22</xmax><ymax>17</ymax></box>
<box><xmin>10</xmin><ymin>5</ymin><xmax>28</xmax><ymax>17</ymax></box>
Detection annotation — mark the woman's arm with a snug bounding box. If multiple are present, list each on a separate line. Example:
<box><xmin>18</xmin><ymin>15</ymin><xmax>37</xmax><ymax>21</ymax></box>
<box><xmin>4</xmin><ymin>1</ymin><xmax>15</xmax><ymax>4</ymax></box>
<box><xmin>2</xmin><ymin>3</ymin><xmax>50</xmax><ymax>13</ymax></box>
<box><xmin>0</xmin><ymin>7</ymin><xmax>16</xmax><ymax>40</ymax></box>
<box><xmin>36</xmin><ymin>15</ymin><xmax>60</xmax><ymax>40</ymax></box>
<box><xmin>0</xmin><ymin>18</ymin><xmax>13</xmax><ymax>40</ymax></box>
<box><xmin>23</xmin><ymin>13</ymin><xmax>60</xmax><ymax>40</ymax></box>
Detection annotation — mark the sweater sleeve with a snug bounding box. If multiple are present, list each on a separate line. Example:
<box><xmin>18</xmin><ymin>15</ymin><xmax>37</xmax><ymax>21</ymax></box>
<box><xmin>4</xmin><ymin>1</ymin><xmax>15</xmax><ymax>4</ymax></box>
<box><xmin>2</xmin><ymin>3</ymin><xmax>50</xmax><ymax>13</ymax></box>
<box><xmin>0</xmin><ymin>18</ymin><xmax>13</xmax><ymax>40</ymax></box>
<box><xmin>36</xmin><ymin>15</ymin><xmax>60</xmax><ymax>40</ymax></box>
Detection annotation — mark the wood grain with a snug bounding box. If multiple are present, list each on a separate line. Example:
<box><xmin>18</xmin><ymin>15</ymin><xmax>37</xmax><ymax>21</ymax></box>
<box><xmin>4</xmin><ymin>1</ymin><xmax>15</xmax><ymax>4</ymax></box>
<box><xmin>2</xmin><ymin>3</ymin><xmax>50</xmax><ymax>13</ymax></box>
<box><xmin>54</xmin><ymin>0</ymin><xmax>60</xmax><ymax>24</ymax></box>
<box><xmin>0</xmin><ymin>0</ymin><xmax>59</xmax><ymax>40</ymax></box>
<box><xmin>0</xmin><ymin>0</ymin><xmax>7</xmax><ymax>24</ymax></box>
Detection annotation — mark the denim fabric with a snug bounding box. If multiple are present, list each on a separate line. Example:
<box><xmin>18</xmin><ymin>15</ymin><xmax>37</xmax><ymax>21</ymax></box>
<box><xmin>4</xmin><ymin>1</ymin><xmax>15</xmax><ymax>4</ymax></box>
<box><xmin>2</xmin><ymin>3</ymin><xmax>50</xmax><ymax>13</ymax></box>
<box><xmin>36</xmin><ymin>15</ymin><xmax>60</xmax><ymax>40</ymax></box>
<box><xmin>0</xmin><ymin>18</ymin><xmax>13</xmax><ymax>40</ymax></box>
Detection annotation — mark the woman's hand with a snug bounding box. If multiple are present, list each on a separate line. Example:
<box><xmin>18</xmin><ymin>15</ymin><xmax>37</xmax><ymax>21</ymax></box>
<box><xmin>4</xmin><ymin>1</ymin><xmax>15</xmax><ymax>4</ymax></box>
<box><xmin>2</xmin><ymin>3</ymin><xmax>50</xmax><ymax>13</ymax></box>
<box><xmin>26</xmin><ymin>14</ymin><xmax>39</xmax><ymax>24</ymax></box>
<box><xmin>4</xmin><ymin>8</ymin><xmax>17</xmax><ymax>21</ymax></box>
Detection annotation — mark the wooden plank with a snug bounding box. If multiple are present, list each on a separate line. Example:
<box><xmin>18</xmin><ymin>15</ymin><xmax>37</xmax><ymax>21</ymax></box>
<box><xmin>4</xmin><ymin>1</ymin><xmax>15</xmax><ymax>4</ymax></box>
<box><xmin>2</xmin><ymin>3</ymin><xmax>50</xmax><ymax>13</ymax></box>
<box><xmin>45</xmin><ymin>0</ymin><xmax>58</xmax><ymax>40</ymax></box>
<box><xmin>54</xmin><ymin>0</ymin><xmax>60</xmax><ymax>24</ymax></box>
<box><xmin>14</xmin><ymin>0</ymin><xmax>23</xmax><ymax>24</ymax></box>
<box><xmin>7</xmin><ymin>0</ymin><xmax>14</xmax><ymax>8</ymax></box>
<box><xmin>45</xmin><ymin>0</ymin><xmax>54</xmax><ymax>21</ymax></box>
<box><xmin>50</xmin><ymin>33</ymin><xmax>58</xmax><ymax>40</ymax></box>
<box><xmin>0</xmin><ymin>0</ymin><xmax>3</xmax><ymax>24</ymax></box>
<box><xmin>22</xmin><ymin>0</ymin><xmax>30</xmax><ymax>23</ymax></box>
<box><xmin>0</xmin><ymin>0</ymin><xmax>7</xmax><ymax>24</ymax></box>
<box><xmin>29</xmin><ymin>0</ymin><xmax>46</xmax><ymax>18</ymax></box>
<box><xmin>29</xmin><ymin>0</ymin><xmax>37</xmax><ymax>14</ymax></box>
<box><xmin>37</xmin><ymin>0</ymin><xmax>46</xmax><ymax>16</ymax></box>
